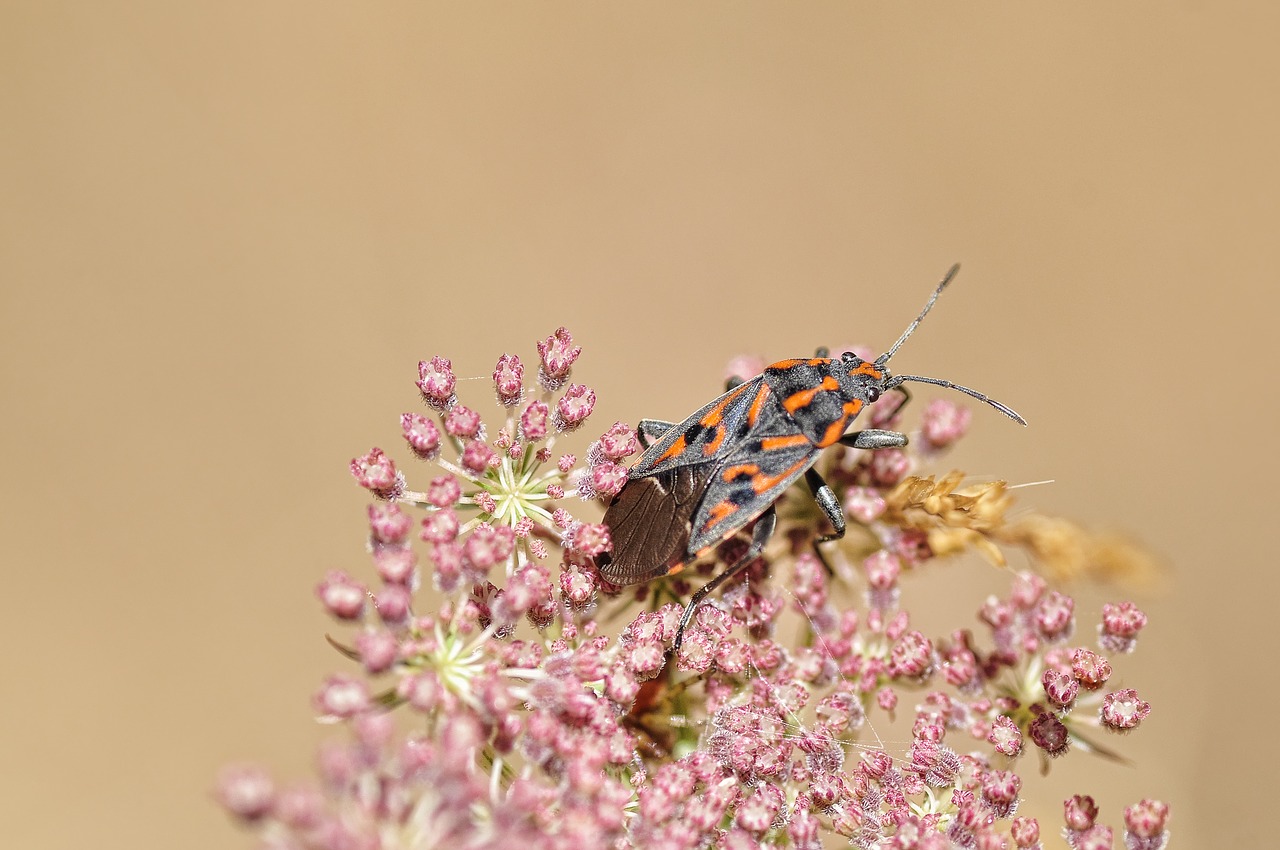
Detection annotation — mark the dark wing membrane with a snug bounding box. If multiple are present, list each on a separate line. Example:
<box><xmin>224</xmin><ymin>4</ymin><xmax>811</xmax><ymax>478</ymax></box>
<box><xmin>686</xmin><ymin>432</ymin><xmax>821</xmax><ymax>554</ymax></box>
<box><xmin>597</xmin><ymin>464</ymin><xmax>713</xmax><ymax>585</ymax></box>
<box><xmin>630</xmin><ymin>378</ymin><xmax>767</xmax><ymax>477</ymax></box>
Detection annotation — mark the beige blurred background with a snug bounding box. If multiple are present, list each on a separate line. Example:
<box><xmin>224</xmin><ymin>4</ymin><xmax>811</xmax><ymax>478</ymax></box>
<box><xmin>1</xmin><ymin>3</ymin><xmax>1272</xmax><ymax>847</ymax></box>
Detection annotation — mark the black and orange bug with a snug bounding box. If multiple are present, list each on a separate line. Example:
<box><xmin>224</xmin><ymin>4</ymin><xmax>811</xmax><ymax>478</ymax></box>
<box><xmin>597</xmin><ymin>265</ymin><xmax>1026</xmax><ymax>650</ymax></box>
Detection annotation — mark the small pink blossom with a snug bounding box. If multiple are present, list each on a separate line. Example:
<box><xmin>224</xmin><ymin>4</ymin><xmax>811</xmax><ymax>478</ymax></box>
<box><xmin>444</xmin><ymin>405</ymin><xmax>483</xmax><ymax>439</ymax></box>
<box><xmin>415</xmin><ymin>356</ymin><xmax>456</xmax><ymax>409</ymax></box>
<box><xmin>1101</xmin><ymin>688</ymin><xmax>1151</xmax><ymax>730</ymax></box>
<box><xmin>537</xmin><ymin>327</ymin><xmax>581</xmax><ymax>388</ymax></box>
<box><xmin>519</xmin><ymin>400</ymin><xmax>549</xmax><ymax>441</ymax></box>
<box><xmin>316</xmin><ymin>570</ymin><xmax>366</xmax><ymax>620</ymax></box>
<box><xmin>349</xmin><ymin>447</ymin><xmax>402</xmax><ymax>499</ymax></box>
<box><xmin>400</xmin><ymin>413</ymin><xmax>441</xmax><ymax>459</ymax></box>
<box><xmin>216</xmin><ymin>765</ymin><xmax>275</xmax><ymax>822</ymax></box>
<box><xmin>553</xmin><ymin>383</ymin><xmax>596</xmax><ymax>431</ymax></box>
<box><xmin>492</xmin><ymin>353</ymin><xmax>524</xmax><ymax>406</ymax></box>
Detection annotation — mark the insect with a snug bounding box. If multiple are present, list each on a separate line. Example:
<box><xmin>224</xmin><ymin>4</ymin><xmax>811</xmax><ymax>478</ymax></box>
<box><xmin>597</xmin><ymin>264</ymin><xmax>1025</xmax><ymax>650</ymax></box>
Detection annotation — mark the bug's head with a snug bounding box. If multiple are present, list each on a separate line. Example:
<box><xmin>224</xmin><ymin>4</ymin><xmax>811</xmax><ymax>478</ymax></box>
<box><xmin>863</xmin><ymin>264</ymin><xmax>1027</xmax><ymax>426</ymax></box>
<box><xmin>833</xmin><ymin>349</ymin><xmax>895</xmax><ymax>406</ymax></box>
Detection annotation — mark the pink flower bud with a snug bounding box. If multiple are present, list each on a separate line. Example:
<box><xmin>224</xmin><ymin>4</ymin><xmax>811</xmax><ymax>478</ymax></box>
<box><xmin>920</xmin><ymin>399</ymin><xmax>972</xmax><ymax>449</ymax></box>
<box><xmin>1042</xmin><ymin>667</ymin><xmax>1080</xmax><ymax>709</ymax></box>
<box><xmin>1064</xmin><ymin>795</ymin><xmax>1099</xmax><ymax>831</ymax></box>
<box><xmin>1100</xmin><ymin>601</ymin><xmax>1147</xmax><ymax>654</ymax></box>
<box><xmin>554</xmin><ymin>384</ymin><xmax>595</xmax><ymax>431</ymax></box>
<box><xmin>519</xmin><ymin>400</ymin><xmax>549</xmax><ymax>441</ymax></box>
<box><xmin>367</xmin><ymin>502</ymin><xmax>412</xmax><ymax>545</ymax></box>
<box><xmin>1036</xmin><ymin>591</ymin><xmax>1074</xmax><ymax>639</ymax></box>
<box><xmin>460</xmin><ymin>440</ymin><xmax>497</xmax><ymax>473</ymax></box>
<box><xmin>1071</xmin><ymin>648</ymin><xmax>1112</xmax><ymax>689</ymax></box>
<box><xmin>313</xmin><ymin>675</ymin><xmax>369</xmax><ymax>718</ymax></box>
<box><xmin>444</xmin><ymin>405</ymin><xmax>483</xmax><ymax>439</ymax></box>
<box><xmin>349</xmin><ymin>447</ymin><xmax>402</xmax><ymax>499</ymax></box>
<box><xmin>216</xmin><ymin>765</ymin><xmax>275</xmax><ymax>822</ymax></box>
<box><xmin>590</xmin><ymin>461</ymin><xmax>628</xmax><ymax>498</ymax></box>
<box><xmin>416</xmin><ymin>356</ymin><xmax>456</xmax><ymax>409</ymax></box>
<box><xmin>1124</xmin><ymin>799</ymin><xmax>1170</xmax><ymax>840</ymax></box>
<box><xmin>988</xmin><ymin>715</ymin><xmax>1023</xmax><ymax>756</ymax></box>
<box><xmin>316</xmin><ymin>570</ymin><xmax>366</xmax><ymax>620</ymax></box>
<box><xmin>537</xmin><ymin>327</ymin><xmax>581</xmax><ymax>388</ymax></box>
<box><xmin>420</xmin><ymin>508</ymin><xmax>459</xmax><ymax>543</ymax></box>
<box><xmin>426</xmin><ymin>475</ymin><xmax>461</xmax><ymax>507</ymax></box>
<box><xmin>492</xmin><ymin>353</ymin><xmax>524</xmax><ymax>406</ymax></box>
<box><xmin>1028</xmin><ymin>707</ymin><xmax>1069</xmax><ymax>756</ymax></box>
<box><xmin>570</xmin><ymin>522</ymin><xmax>612</xmax><ymax>557</ymax></box>
<box><xmin>597</xmin><ymin>421</ymin><xmax>640</xmax><ymax>461</ymax></box>
<box><xmin>400</xmin><ymin>413</ymin><xmax>440</xmax><ymax>459</ymax></box>
<box><xmin>1101</xmin><ymin>688</ymin><xmax>1150</xmax><ymax>730</ymax></box>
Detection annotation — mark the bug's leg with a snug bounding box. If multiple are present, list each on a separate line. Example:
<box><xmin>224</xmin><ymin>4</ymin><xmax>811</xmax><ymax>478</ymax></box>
<box><xmin>840</xmin><ymin>429</ymin><xmax>909</xmax><ymax>450</ymax></box>
<box><xmin>724</xmin><ymin>376</ymin><xmax>744</xmax><ymax>391</ymax></box>
<box><xmin>814</xmin><ymin>346</ymin><xmax>830</xmax><ymax>358</ymax></box>
<box><xmin>636</xmin><ymin>419</ymin><xmax>676</xmax><ymax>448</ymax></box>
<box><xmin>805</xmin><ymin>467</ymin><xmax>846</xmax><ymax>543</ymax></box>
<box><xmin>672</xmin><ymin>506</ymin><xmax>778</xmax><ymax>653</ymax></box>
<box><xmin>885</xmin><ymin>385</ymin><xmax>911</xmax><ymax>420</ymax></box>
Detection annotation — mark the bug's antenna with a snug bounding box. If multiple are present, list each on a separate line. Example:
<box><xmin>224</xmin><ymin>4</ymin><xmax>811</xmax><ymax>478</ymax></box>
<box><xmin>886</xmin><ymin>373</ymin><xmax>1027</xmax><ymax>425</ymax></box>
<box><xmin>875</xmin><ymin>263</ymin><xmax>961</xmax><ymax>367</ymax></box>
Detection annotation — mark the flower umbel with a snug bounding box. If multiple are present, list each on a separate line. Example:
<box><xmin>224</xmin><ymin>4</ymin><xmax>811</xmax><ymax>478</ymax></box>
<box><xmin>223</xmin><ymin>339</ymin><xmax>1170</xmax><ymax>849</ymax></box>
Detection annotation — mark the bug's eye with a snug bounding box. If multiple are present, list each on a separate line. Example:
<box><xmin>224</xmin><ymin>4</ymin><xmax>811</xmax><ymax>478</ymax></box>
<box><xmin>841</xmin><ymin>350</ymin><xmax>857</xmax><ymax>361</ymax></box>
<box><xmin>866</xmin><ymin>386</ymin><xmax>881</xmax><ymax>403</ymax></box>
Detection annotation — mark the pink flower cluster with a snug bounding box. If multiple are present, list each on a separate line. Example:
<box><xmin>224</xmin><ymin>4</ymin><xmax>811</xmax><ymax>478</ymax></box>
<box><xmin>221</xmin><ymin>337</ymin><xmax>1170</xmax><ymax>849</ymax></box>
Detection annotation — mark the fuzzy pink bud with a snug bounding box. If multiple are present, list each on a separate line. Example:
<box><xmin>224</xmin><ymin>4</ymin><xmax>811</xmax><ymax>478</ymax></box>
<box><xmin>590</xmin><ymin>461</ymin><xmax>628</xmax><ymax>498</ymax></box>
<box><xmin>460</xmin><ymin>440</ymin><xmax>497</xmax><ymax>473</ymax></box>
<box><xmin>570</xmin><ymin>522</ymin><xmax>612</xmax><ymax>557</ymax></box>
<box><xmin>216</xmin><ymin>765</ymin><xmax>275</xmax><ymax>822</ymax></box>
<box><xmin>537</xmin><ymin>327</ymin><xmax>581</xmax><ymax>388</ymax></box>
<box><xmin>492</xmin><ymin>353</ymin><xmax>524</xmax><ymax>406</ymax></box>
<box><xmin>313</xmin><ymin>675</ymin><xmax>369</xmax><ymax>718</ymax></box>
<box><xmin>349</xmin><ymin>447</ymin><xmax>402</xmax><ymax>499</ymax></box>
<box><xmin>519</xmin><ymin>400</ymin><xmax>549</xmax><ymax>441</ymax></box>
<box><xmin>399</xmin><ymin>413</ymin><xmax>439</xmax><ymax>459</ymax></box>
<box><xmin>416</xmin><ymin>356</ymin><xmax>456</xmax><ymax>409</ymax></box>
<box><xmin>444</xmin><ymin>405</ymin><xmax>483</xmax><ymax>439</ymax></box>
<box><xmin>367</xmin><ymin>502</ymin><xmax>412</xmax><ymax>545</ymax></box>
<box><xmin>1101</xmin><ymin>688</ymin><xmax>1151</xmax><ymax>730</ymax></box>
<box><xmin>316</xmin><ymin>570</ymin><xmax>366</xmax><ymax>620</ymax></box>
<box><xmin>597</xmin><ymin>421</ymin><xmax>640</xmax><ymax>461</ymax></box>
<box><xmin>554</xmin><ymin>384</ymin><xmax>595</xmax><ymax>431</ymax></box>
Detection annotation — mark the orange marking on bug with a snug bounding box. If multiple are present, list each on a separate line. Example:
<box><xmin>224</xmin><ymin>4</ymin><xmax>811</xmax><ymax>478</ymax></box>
<box><xmin>703</xmin><ymin>499</ymin><xmax>740</xmax><ymax>531</ymax></box>
<box><xmin>843</xmin><ymin>398</ymin><xmax>864</xmax><ymax>417</ymax></box>
<box><xmin>655</xmin><ymin>434</ymin><xmax>688</xmax><ymax>464</ymax></box>
<box><xmin>768</xmin><ymin>358</ymin><xmax>806</xmax><ymax>370</ymax></box>
<box><xmin>746</xmin><ymin>383</ymin><xmax>772</xmax><ymax>426</ymax></box>
<box><xmin>750</xmin><ymin>456</ymin><xmax>811</xmax><ymax>494</ymax></box>
<box><xmin>699</xmin><ymin>382</ymin><xmax>749</xmax><ymax>428</ymax></box>
<box><xmin>782</xmin><ymin>375</ymin><xmax>840</xmax><ymax>414</ymax></box>
<box><xmin>818</xmin><ymin>415</ymin><xmax>850</xmax><ymax>448</ymax></box>
<box><xmin>721</xmin><ymin>462</ymin><xmax>761</xmax><ymax>482</ymax></box>
<box><xmin>850</xmin><ymin>363</ymin><xmax>883</xmax><ymax>379</ymax></box>
<box><xmin>702</xmin><ymin>426</ymin><xmax>727</xmax><ymax>456</ymax></box>
<box><xmin>760</xmin><ymin>434</ymin><xmax>810</xmax><ymax>450</ymax></box>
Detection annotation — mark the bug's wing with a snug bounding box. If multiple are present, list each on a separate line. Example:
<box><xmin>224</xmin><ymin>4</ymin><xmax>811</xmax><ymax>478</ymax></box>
<box><xmin>631</xmin><ymin>378</ymin><xmax>771</xmax><ymax>476</ymax></box>
<box><xmin>686</xmin><ymin>432</ymin><xmax>821</xmax><ymax>554</ymax></box>
<box><xmin>597</xmin><ymin>463</ymin><xmax>714</xmax><ymax>586</ymax></box>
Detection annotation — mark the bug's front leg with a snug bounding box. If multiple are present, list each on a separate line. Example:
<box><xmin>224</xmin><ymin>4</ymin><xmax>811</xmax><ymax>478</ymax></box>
<box><xmin>636</xmin><ymin>419</ymin><xmax>676</xmax><ymax>448</ymax></box>
<box><xmin>810</xmin><ymin>433</ymin><xmax>906</xmax><ymax>541</ymax></box>
<box><xmin>672</xmin><ymin>505</ymin><xmax>778</xmax><ymax>653</ymax></box>
<box><xmin>840</xmin><ymin>429</ymin><xmax>908</xmax><ymax>450</ymax></box>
